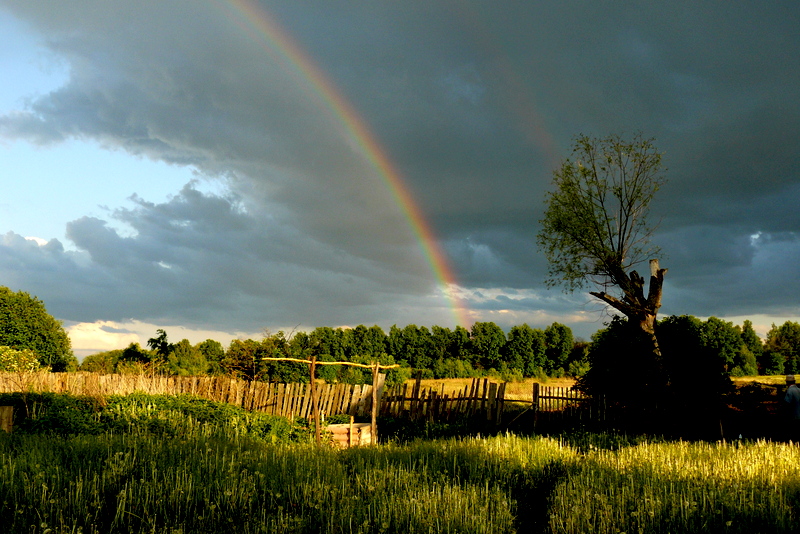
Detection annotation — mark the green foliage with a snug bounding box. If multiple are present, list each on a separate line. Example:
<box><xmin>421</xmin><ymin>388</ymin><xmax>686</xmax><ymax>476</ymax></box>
<box><xmin>167</xmin><ymin>339</ymin><xmax>209</xmax><ymax>376</ymax></box>
<box><xmin>116</xmin><ymin>342</ymin><xmax>158</xmax><ymax>373</ymax></box>
<box><xmin>388</xmin><ymin>324</ymin><xmax>435</xmax><ymax>370</ymax></box>
<box><xmin>0</xmin><ymin>286</ymin><xmax>76</xmax><ymax>371</ymax></box>
<box><xmin>470</xmin><ymin>321</ymin><xmax>506</xmax><ymax>369</ymax></box>
<box><xmin>579</xmin><ymin>314</ymin><xmax>739</xmax><ymax>434</ymax></box>
<box><xmin>765</xmin><ymin>321</ymin><xmax>800</xmax><ymax>374</ymax></box>
<box><xmin>730</xmin><ymin>346</ymin><xmax>758</xmax><ymax>377</ymax></box>
<box><xmin>222</xmin><ymin>338</ymin><xmax>267</xmax><ymax>380</ymax></box>
<box><xmin>544</xmin><ymin>322</ymin><xmax>573</xmax><ymax>375</ymax></box>
<box><xmin>761</xmin><ymin>349</ymin><xmax>785</xmax><ymax>375</ymax></box>
<box><xmin>80</xmin><ymin>349</ymin><xmax>123</xmax><ymax>373</ymax></box>
<box><xmin>0</xmin><ymin>345</ymin><xmax>42</xmax><ymax>372</ymax></box>
<box><xmin>702</xmin><ymin>316</ymin><xmax>743</xmax><ymax>371</ymax></box>
<box><xmin>384</xmin><ymin>363</ymin><xmax>413</xmax><ymax>386</ymax></box>
<box><xmin>146</xmin><ymin>328</ymin><xmax>173</xmax><ymax>359</ymax></box>
<box><xmin>740</xmin><ymin>320</ymin><xmax>764</xmax><ymax>362</ymax></box>
<box><xmin>196</xmin><ymin>339</ymin><xmax>225</xmax><ymax>374</ymax></box>
<box><xmin>0</xmin><ymin>391</ymin><xmax>312</xmax><ymax>443</ymax></box>
<box><xmin>432</xmin><ymin>357</ymin><xmax>477</xmax><ymax>379</ymax></box>
<box><xmin>504</xmin><ymin>324</ymin><xmax>547</xmax><ymax>376</ymax></box>
<box><xmin>537</xmin><ymin>133</ymin><xmax>665</xmax><ymax>292</ymax></box>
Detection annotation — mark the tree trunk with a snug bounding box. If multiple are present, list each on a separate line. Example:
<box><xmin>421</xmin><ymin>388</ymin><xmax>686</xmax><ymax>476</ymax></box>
<box><xmin>590</xmin><ymin>259</ymin><xmax>667</xmax><ymax>379</ymax></box>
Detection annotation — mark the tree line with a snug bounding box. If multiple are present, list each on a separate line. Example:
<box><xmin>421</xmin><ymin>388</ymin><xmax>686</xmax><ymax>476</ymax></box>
<box><xmin>78</xmin><ymin>322</ymin><xmax>580</xmax><ymax>385</ymax></box>
<box><xmin>2</xmin><ymin>285</ymin><xmax>798</xmax><ymax>388</ymax></box>
<box><xmin>76</xmin><ymin>317</ymin><xmax>800</xmax><ymax>386</ymax></box>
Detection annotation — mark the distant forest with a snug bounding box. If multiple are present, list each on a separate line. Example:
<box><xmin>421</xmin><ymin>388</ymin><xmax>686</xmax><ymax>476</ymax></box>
<box><xmin>79</xmin><ymin>317</ymin><xmax>800</xmax><ymax>385</ymax></box>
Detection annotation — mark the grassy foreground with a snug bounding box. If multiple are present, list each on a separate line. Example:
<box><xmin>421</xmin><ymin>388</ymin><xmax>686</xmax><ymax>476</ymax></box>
<box><xmin>2</xmin><ymin>432</ymin><xmax>799</xmax><ymax>534</ymax></box>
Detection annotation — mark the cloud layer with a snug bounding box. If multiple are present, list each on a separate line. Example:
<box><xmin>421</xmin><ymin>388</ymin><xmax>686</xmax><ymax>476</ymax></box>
<box><xmin>1</xmin><ymin>1</ymin><xmax>799</xmax><ymax>341</ymax></box>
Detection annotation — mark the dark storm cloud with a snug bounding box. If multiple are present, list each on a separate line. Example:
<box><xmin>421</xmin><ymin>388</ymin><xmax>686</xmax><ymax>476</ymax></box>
<box><xmin>1</xmin><ymin>0</ymin><xmax>799</xmax><ymax>334</ymax></box>
<box><xmin>0</xmin><ymin>184</ymin><xmax>443</xmax><ymax>331</ymax></box>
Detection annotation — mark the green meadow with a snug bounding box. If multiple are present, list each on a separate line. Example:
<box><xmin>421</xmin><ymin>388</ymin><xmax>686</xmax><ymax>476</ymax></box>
<box><xmin>1</xmin><ymin>393</ymin><xmax>798</xmax><ymax>533</ymax></box>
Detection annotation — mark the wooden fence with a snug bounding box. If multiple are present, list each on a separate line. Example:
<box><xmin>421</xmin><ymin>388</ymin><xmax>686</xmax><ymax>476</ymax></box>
<box><xmin>531</xmin><ymin>382</ymin><xmax>599</xmax><ymax>430</ymax></box>
<box><xmin>0</xmin><ymin>372</ymin><xmax>381</xmax><ymax>419</ymax></box>
<box><xmin>380</xmin><ymin>376</ymin><xmax>507</xmax><ymax>423</ymax></box>
<box><xmin>0</xmin><ymin>372</ymin><xmax>598</xmax><ymax>427</ymax></box>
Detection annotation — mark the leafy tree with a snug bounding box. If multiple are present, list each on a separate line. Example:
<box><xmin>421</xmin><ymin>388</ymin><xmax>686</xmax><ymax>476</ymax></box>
<box><xmin>470</xmin><ymin>322</ymin><xmax>506</xmax><ymax>369</ymax></box>
<box><xmin>544</xmin><ymin>322</ymin><xmax>574</xmax><ymax>376</ymax></box>
<box><xmin>577</xmin><ymin>317</ymin><xmax>652</xmax><ymax>408</ymax></box>
<box><xmin>537</xmin><ymin>134</ymin><xmax>668</xmax><ymax>375</ymax></box>
<box><xmin>765</xmin><ymin>321</ymin><xmax>800</xmax><ymax>375</ymax></box>
<box><xmin>0</xmin><ymin>286</ymin><xmax>76</xmax><ymax>371</ymax></box>
<box><xmin>309</xmin><ymin>327</ymin><xmax>346</xmax><ymax>382</ymax></box>
<box><xmin>567</xmin><ymin>340</ymin><xmax>591</xmax><ymax>378</ymax></box>
<box><xmin>167</xmin><ymin>339</ymin><xmax>209</xmax><ymax>376</ymax></box>
<box><xmin>701</xmin><ymin>317</ymin><xmax>743</xmax><ymax>372</ymax></box>
<box><xmin>353</xmin><ymin>325</ymin><xmax>389</xmax><ymax>361</ymax></box>
<box><xmin>657</xmin><ymin>315</ymin><xmax>732</xmax><ymax>436</ymax></box>
<box><xmin>116</xmin><ymin>342</ymin><xmax>158</xmax><ymax>373</ymax></box>
<box><xmin>430</xmin><ymin>325</ymin><xmax>453</xmax><ymax>361</ymax></box>
<box><xmin>309</xmin><ymin>327</ymin><xmax>346</xmax><ymax>361</ymax></box>
<box><xmin>760</xmin><ymin>349</ymin><xmax>785</xmax><ymax>376</ymax></box>
<box><xmin>431</xmin><ymin>357</ymin><xmax>476</xmax><ymax>379</ymax></box>
<box><xmin>147</xmin><ymin>329</ymin><xmax>174</xmax><ymax>361</ymax></box>
<box><xmin>80</xmin><ymin>349</ymin><xmax>123</xmax><ymax>373</ymax></box>
<box><xmin>388</xmin><ymin>324</ymin><xmax>434</xmax><ymax>372</ymax></box>
<box><xmin>222</xmin><ymin>339</ymin><xmax>265</xmax><ymax>380</ymax></box>
<box><xmin>739</xmin><ymin>320</ymin><xmax>764</xmax><ymax>361</ymax></box>
<box><xmin>196</xmin><ymin>340</ymin><xmax>225</xmax><ymax>375</ymax></box>
<box><xmin>449</xmin><ymin>325</ymin><xmax>473</xmax><ymax>362</ymax></box>
<box><xmin>504</xmin><ymin>324</ymin><xmax>546</xmax><ymax>376</ymax></box>
<box><xmin>261</xmin><ymin>331</ymin><xmax>307</xmax><ymax>383</ymax></box>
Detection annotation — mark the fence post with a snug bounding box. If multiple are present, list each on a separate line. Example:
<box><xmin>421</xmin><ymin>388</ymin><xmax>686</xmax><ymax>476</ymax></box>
<box><xmin>532</xmin><ymin>382</ymin><xmax>540</xmax><ymax>431</ymax></box>
<box><xmin>309</xmin><ymin>357</ymin><xmax>321</xmax><ymax>446</ymax></box>
<box><xmin>0</xmin><ymin>405</ymin><xmax>12</xmax><ymax>433</ymax></box>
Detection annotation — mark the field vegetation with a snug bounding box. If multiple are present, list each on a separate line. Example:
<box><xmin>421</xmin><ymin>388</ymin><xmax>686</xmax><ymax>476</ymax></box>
<box><xmin>1</xmin><ymin>392</ymin><xmax>799</xmax><ymax>533</ymax></box>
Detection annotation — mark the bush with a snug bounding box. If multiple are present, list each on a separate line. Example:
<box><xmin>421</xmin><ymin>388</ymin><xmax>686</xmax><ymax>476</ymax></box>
<box><xmin>0</xmin><ymin>346</ymin><xmax>41</xmax><ymax>372</ymax></box>
<box><xmin>0</xmin><ymin>392</ymin><xmax>313</xmax><ymax>443</ymax></box>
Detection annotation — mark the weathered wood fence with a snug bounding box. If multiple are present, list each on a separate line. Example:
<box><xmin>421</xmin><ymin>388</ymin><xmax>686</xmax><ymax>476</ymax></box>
<box><xmin>0</xmin><ymin>372</ymin><xmax>598</xmax><ymax>427</ymax></box>
<box><xmin>0</xmin><ymin>372</ymin><xmax>381</xmax><ymax>419</ymax></box>
<box><xmin>531</xmin><ymin>382</ymin><xmax>599</xmax><ymax>429</ymax></box>
<box><xmin>380</xmin><ymin>376</ymin><xmax>508</xmax><ymax>423</ymax></box>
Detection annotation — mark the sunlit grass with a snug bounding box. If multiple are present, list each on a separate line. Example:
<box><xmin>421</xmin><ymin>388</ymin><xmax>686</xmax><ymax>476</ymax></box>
<box><xmin>549</xmin><ymin>439</ymin><xmax>800</xmax><ymax>533</ymax></box>
<box><xmin>1</xmin><ymin>399</ymin><xmax>798</xmax><ymax>534</ymax></box>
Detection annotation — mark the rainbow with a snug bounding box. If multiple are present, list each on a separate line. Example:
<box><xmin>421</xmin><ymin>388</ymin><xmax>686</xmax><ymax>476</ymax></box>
<box><xmin>215</xmin><ymin>0</ymin><xmax>471</xmax><ymax>327</ymax></box>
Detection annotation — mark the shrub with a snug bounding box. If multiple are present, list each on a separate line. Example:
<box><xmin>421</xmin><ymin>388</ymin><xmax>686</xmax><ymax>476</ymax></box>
<box><xmin>0</xmin><ymin>346</ymin><xmax>41</xmax><ymax>372</ymax></box>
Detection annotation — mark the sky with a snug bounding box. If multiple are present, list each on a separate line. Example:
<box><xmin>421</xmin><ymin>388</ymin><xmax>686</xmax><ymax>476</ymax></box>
<box><xmin>1</xmin><ymin>1</ymin><xmax>799</xmax><ymax>359</ymax></box>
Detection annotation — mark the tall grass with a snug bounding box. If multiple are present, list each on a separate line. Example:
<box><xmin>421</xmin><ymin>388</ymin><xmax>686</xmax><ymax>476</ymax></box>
<box><xmin>1</xmin><ymin>391</ymin><xmax>798</xmax><ymax>533</ymax></box>
<box><xmin>1</xmin><ymin>434</ymin><xmax>558</xmax><ymax>533</ymax></box>
<box><xmin>549</xmin><ymin>439</ymin><xmax>800</xmax><ymax>533</ymax></box>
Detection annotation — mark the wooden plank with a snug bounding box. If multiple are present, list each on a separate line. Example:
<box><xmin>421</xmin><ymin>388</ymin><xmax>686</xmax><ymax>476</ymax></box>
<box><xmin>332</xmin><ymin>383</ymin><xmax>346</xmax><ymax>415</ymax></box>
<box><xmin>277</xmin><ymin>383</ymin><xmax>288</xmax><ymax>417</ymax></box>
<box><xmin>487</xmin><ymin>382</ymin><xmax>498</xmax><ymax>422</ymax></box>
<box><xmin>0</xmin><ymin>405</ymin><xmax>13</xmax><ymax>432</ymax></box>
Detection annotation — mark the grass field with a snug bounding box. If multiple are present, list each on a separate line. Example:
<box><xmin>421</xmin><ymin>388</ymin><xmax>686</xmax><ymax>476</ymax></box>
<box><xmin>1</xmin><ymin>385</ymin><xmax>796</xmax><ymax>533</ymax></box>
<box><xmin>2</xmin><ymin>431</ymin><xmax>798</xmax><ymax>533</ymax></box>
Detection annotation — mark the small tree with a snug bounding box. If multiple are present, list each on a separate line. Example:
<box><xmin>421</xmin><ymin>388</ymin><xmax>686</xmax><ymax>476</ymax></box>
<box><xmin>537</xmin><ymin>133</ymin><xmax>667</xmax><ymax>373</ymax></box>
<box><xmin>0</xmin><ymin>286</ymin><xmax>76</xmax><ymax>371</ymax></box>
